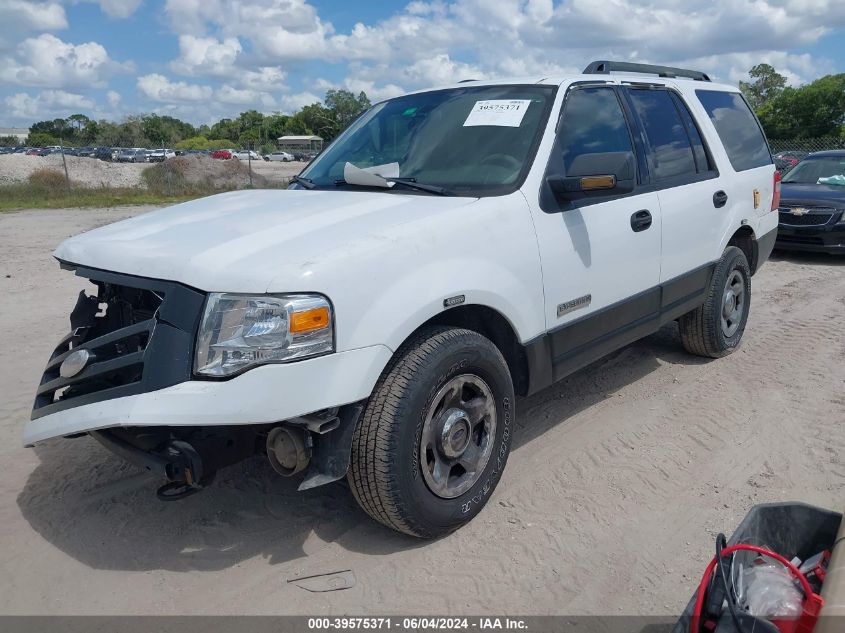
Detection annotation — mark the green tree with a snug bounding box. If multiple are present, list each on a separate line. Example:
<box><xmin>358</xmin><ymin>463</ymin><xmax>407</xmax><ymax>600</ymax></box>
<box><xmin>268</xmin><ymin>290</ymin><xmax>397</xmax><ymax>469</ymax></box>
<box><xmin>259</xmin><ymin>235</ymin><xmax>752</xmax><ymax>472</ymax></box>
<box><xmin>740</xmin><ymin>64</ymin><xmax>787</xmax><ymax>110</ymax></box>
<box><xmin>0</xmin><ymin>135</ymin><xmax>21</xmax><ymax>146</ymax></box>
<box><xmin>264</xmin><ymin>113</ymin><xmax>290</xmax><ymax>142</ymax></box>
<box><xmin>67</xmin><ymin>114</ymin><xmax>90</xmax><ymax>132</ymax></box>
<box><xmin>30</xmin><ymin>119</ymin><xmax>77</xmax><ymax>144</ymax></box>
<box><xmin>27</xmin><ymin>132</ymin><xmax>60</xmax><ymax>146</ymax></box>
<box><xmin>324</xmin><ymin>89</ymin><xmax>371</xmax><ymax>135</ymax></box>
<box><xmin>175</xmin><ymin>136</ymin><xmax>232</xmax><ymax>150</ymax></box>
<box><xmin>210</xmin><ymin>118</ymin><xmax>241</xmax><ymax>142</ymax></box>
<box><xmin>758</xmin><ymin>73</ymin><xmax>845</xmax><ymax>138</ymax></box>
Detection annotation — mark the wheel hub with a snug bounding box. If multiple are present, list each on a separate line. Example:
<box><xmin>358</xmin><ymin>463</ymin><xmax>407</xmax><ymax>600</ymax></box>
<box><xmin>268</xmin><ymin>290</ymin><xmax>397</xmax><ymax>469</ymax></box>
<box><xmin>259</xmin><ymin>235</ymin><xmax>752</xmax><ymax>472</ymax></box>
<box><xmin>720</xmin><ymin>269</ymin><xmax>746</xmax><ymax>338</ymax></box>
<box><xmin>723</xmin><ymin>290</ymin><xmax>736</xmax><ymax>315</ymax></box>
<box><xmin>438</xmin><ymin>409</ymin><xmax>472</xmax><ymax>459</ymax></box>
<box><xmin>419</xmin><ymin>374</ymin><xmax>497</xmax><ymax>499</ymax></box>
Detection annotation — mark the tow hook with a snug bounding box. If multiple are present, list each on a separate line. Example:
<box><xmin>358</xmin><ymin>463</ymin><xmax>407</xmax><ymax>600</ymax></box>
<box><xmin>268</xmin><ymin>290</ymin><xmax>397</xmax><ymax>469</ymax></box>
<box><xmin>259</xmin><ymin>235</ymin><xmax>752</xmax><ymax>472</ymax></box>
<box><xmin>156</xmin><ymin>440</ymin><xmax>214</xmax><ymax>501</ymax></box>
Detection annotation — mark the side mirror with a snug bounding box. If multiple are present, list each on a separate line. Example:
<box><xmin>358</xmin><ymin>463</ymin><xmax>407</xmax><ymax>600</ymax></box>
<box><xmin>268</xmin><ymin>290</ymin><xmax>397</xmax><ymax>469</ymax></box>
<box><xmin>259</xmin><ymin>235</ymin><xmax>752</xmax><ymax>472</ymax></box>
<box><xmin>546</xmin><ymin>151</ymin><xmax>636</xmax><ymax>200</ymax></box>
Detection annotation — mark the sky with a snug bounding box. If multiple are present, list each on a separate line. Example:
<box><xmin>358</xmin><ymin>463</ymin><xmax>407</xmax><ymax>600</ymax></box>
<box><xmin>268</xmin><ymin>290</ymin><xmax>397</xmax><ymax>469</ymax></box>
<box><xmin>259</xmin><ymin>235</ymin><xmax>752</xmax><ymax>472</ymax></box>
<box><xmin>1</xmin><ymin>0</ymin><xmax>844</xmax><ymax>128</ymax></box>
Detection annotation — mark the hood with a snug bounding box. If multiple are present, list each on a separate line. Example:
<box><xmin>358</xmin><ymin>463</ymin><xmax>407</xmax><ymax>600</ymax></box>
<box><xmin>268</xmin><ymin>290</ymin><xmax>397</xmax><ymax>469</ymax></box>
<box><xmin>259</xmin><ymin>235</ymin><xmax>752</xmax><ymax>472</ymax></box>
<box><xmin>55</xmin><ymin>189</ymin><xmax>478</xmax><ymax>292</ymax></box>
<box><xmin>780</xmin><ymin>182</ymin><xmax>845</xmax><ymax>207</ymax></box>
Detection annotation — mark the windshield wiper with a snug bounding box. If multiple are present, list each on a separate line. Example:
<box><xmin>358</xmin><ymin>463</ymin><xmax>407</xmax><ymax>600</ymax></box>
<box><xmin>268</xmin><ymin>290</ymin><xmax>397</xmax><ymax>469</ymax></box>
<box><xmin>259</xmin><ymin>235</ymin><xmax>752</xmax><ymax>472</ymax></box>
<box><xmin>333</xmin><ymin>177</ymin><xmax>454</xmax><ymax>196</ymax></box>
<box><xmin>388</xmin><ymin>177</ymin><xmax>455</xmax><ymax>196</ymax></box>
<box><xmin>291</xmin><ymin>175</ymin><xmax>315</xmax><ymax>189</ymax></box>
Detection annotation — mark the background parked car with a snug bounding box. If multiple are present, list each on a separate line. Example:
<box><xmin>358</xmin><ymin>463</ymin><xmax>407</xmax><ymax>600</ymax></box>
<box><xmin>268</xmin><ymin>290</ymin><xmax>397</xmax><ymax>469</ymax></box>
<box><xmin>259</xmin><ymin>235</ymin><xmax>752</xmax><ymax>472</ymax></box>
<box><xmin>774</xmin><ymin>150</ymin><xmax>808</xmax><ymax>173</ymax></box>
<box><xmin>211</xmin><ymin>149</ymin><xmax>233</xmax><ymax>159</ymax></box>
<box><xmin>147</xmin><ymin>148</ymin><xmax>176</xmax><ymax>162</ymax></box>
<box><xmin>116</xmin><ymin>148</ymin><xmax>148</xmax><ymax>163</ymax></box>
<box><xmin>232</xmin><ymin>150</ymin><xmax>263</xmax><ymax>161</ymax></box>
<box><xmin>94</xmin><ymin>147</ymin><xmax>117</xmax><ymax>161</ymax></box>
<box><xmin>266</xmin><ymin>151</ymin><xmax>294</xmax><ymax>162</ymax></box>
<box><xmin>775</xmin><ymin>150</ymin><xmax>845</xmax><ymax>254</ymax></box>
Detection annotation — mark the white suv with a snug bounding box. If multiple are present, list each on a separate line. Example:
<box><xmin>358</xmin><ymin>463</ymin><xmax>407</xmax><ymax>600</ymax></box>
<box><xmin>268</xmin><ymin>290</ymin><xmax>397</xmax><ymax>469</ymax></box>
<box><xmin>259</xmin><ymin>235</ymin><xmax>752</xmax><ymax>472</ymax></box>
<box><xmin>26</xmin><ymin>61</ymin><xmax>779</xmax><ymax>537</ymax></box>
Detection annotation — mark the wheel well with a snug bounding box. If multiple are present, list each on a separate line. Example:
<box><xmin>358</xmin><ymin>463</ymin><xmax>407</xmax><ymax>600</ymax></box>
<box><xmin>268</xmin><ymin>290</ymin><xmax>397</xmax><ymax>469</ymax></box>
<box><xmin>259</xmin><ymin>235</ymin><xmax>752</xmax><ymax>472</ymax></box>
<box><xmin>413</xmin><ymin>305</ymin><xmax>530</xmax><ymax>396</ymax></box>
<box><xmin>728</xmin><ymin>226</ymin><xmax>758</xmax><ymax>274</ymax></box>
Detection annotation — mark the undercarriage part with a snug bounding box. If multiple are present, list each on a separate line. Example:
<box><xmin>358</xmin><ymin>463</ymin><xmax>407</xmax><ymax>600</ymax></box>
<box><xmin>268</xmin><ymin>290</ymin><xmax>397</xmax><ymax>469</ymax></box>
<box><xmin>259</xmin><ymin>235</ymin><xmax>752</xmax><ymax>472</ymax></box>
<box><xmin>298</xmin><ymin>403</ymin><xmax>363</xmax><ymax>491</ymax></box>
<box><xmin>91</xmin><ymin>425</ymin><xmax>260</xmax><ymax>501</ymax></box>
<box><xmin>266</xmin><ymin>425</ymin><xmax>311</xmax><ymax>476</ymax></box>
<box><xmin>288</xmin><ymin>407</ymin><xmax>341</xmax><ymax>434</ymax></box>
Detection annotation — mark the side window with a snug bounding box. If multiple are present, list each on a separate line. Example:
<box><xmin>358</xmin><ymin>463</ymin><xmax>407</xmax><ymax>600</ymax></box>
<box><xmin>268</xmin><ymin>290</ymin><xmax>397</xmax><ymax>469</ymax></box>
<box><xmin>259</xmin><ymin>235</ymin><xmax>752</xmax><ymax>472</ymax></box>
<box><xmin>557</xmin><ymin>87</ymin><xmax>634</xmax><ymax>174</ymax></box>
<box><xmin>671</xmin><ymin>93</ymin><xmax>712</xmax><ymax>173</ymax></box>
<box><xmin>696</xmin><ymin>90</ymin><xmax>771</xmax><ymax>171</ymax></box>
<box><xmin>627</xmin><ymin>89</ymin><xmax>697</xmax><ymax>180</ymax></box>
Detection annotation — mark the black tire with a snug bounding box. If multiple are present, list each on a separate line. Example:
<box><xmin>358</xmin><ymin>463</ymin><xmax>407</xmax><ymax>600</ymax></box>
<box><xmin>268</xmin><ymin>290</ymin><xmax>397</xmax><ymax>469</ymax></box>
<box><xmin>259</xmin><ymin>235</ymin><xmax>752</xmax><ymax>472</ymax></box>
<box><xmin>348</xmin><ymin>326</ymin><xmax>515</xmax><ymax>538</ymax></box>
<box><xmin>679</xmin><ymin>246</ymin><xmax>751</xmax><ymax>358</ymax></box>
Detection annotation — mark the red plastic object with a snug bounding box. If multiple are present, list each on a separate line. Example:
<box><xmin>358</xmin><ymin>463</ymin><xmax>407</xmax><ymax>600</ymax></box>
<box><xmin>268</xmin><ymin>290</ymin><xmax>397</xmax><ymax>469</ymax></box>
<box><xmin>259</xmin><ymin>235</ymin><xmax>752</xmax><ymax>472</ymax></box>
<box><xmin>691</xmin><ymin>544</ymin><xmax>824</xmax><ymax>633</ymax></box>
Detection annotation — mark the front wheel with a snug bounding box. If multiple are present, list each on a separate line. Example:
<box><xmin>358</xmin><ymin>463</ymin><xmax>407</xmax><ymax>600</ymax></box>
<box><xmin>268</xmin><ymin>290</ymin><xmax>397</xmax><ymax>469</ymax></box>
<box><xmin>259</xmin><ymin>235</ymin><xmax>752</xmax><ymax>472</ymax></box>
<box><xmin>348</xmin><ymin>326</ymin><xmax>514</xmax><ymax>538</ymax></box>
<box><xmin>679</xmin><ymin>246</ymin><xmax>751</xmax><ymax>358</ymax></box>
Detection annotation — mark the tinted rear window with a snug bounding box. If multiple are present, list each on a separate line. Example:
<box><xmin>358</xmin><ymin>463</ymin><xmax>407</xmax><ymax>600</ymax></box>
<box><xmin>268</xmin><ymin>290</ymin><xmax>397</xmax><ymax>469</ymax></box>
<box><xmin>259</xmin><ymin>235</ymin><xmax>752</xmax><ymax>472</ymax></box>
<box><xmin>696</xmin><ymin>90</ymin><xmax>771</xmax><ymax>171</ymax></box>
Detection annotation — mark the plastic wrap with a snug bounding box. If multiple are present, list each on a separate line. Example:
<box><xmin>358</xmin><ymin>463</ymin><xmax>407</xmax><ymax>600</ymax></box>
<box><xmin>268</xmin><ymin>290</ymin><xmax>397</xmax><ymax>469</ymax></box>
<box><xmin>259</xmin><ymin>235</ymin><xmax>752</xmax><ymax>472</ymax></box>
<box><xmin>742</xmin><ymin>563</ymin><xmax>803</xmax><ymax>618</ymax></box>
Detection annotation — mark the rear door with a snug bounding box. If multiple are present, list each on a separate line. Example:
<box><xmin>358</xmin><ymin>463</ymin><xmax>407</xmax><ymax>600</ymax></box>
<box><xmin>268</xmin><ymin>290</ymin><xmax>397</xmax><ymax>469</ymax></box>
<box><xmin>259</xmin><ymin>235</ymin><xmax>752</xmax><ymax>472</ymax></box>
<box><xmin>694</xmin><ymin>89</ymin><xmax>777</xmax><ymax>243</ymax></box>
<box><xmin>622</xmin><ymin>85</ymin><xmax>722</xmax><ymax>283</ymax></box>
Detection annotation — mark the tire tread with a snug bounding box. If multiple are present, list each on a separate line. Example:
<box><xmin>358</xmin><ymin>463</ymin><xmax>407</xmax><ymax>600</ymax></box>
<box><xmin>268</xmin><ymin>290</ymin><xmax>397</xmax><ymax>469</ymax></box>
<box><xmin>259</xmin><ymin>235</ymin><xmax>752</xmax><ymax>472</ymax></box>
<box><xmin>348</xmin><ymin>326</ymin><xmax>508</xmax><ymax>537</ymax></box>
<box><xmin>679</xmin><ymin>246</ymin><xmax>749</xmax><ymax>359</ymax></box>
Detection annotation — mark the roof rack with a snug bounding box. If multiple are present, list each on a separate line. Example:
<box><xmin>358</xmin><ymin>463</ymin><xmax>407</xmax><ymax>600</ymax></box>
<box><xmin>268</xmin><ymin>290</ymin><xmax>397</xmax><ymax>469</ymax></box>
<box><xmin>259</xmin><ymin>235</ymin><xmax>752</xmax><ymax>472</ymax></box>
<box><xmin>583</xmin><ymin>61</ymin><xmax>711</xmax><ymax>82</ymax></box>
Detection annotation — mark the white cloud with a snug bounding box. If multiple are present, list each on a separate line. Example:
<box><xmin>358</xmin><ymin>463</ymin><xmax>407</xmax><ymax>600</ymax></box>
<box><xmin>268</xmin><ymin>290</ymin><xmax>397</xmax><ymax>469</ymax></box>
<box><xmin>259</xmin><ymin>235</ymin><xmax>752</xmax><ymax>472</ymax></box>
<box><xmin>0</xmin><ymin>1</ymin><xmax>67</xmax><ymax>32</ymax></box>
<box><xmin>171</xmin><ymin>34</ymin><xmax>243</xmax><ymax>76</ymax></box>
<box><xmin>215</xmin><ymin>84</ymin><xmax>276</xmax><ymax>107</ymax></box>
<box><xmin>106</xmin><ymin>89</ymin><xmax>122</xmax><ymax>108</ymax></box>
<box><xmin>137</xmin><ymin>73</ymin><xmax>213</xmax><ymax>102</ymax></box>
<box><xmin>95</xmin><ymin>0</ymin><xmax>144</xmax><ymax>18</ymax></box>
<box><xmin>401</xmin><ymin>54</ymin><xmax>486</xmax><ymax>86</ymax></box>
<box><xmin>4</xmin><ymin>0</ymin><xmax>842</xmax><ymax>125</ymax></box>
<box><xmin>155</xmin><ymin>0</ymin><xmax>845</xmax><ymax>104</ymax></box>
<box><xmin>5</xmin><ymin>90</ymin><xmax>95</xmax><ymax>120</ymax></box>
<box><xmin>164</xmin><ymin>0</ymin><xmax>334</xmax><ymax>61</ymax></box>
<box><xmin>278</xmin><ymin>91</ymin><xmax>321</xmax><ymax>113</ymax></box>
<box><xmin>0</xmin><ymin>34</ymin><xmax>131</xmax><ymax>88</ymax></box>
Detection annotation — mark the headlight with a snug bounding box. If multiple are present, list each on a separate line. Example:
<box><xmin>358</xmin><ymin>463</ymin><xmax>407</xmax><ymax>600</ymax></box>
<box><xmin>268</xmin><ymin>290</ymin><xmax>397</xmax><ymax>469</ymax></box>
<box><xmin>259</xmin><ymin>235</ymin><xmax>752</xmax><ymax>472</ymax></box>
<box><xmin>195</xmin><ymin>293</ymin><xmax>333</xmax><ymax>377</ymax></box>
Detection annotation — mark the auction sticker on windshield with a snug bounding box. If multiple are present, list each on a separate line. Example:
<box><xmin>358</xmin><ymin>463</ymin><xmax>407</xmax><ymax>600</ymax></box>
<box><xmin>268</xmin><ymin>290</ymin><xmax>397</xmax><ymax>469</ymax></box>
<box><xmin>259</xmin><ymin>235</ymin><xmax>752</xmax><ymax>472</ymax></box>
<box><xmin>463</xmin><ymin>99</ymin><xmax>532</xmax><ymax>127</ymax></box>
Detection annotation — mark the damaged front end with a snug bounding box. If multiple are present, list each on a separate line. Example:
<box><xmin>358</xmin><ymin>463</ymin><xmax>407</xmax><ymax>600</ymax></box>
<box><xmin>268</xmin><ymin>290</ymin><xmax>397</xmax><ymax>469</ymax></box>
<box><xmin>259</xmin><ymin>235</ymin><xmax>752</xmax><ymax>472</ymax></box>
<box><xmin>30</xmin><ymin>265</ymin><xmax>362</xmax><ymax>500</ymax></box>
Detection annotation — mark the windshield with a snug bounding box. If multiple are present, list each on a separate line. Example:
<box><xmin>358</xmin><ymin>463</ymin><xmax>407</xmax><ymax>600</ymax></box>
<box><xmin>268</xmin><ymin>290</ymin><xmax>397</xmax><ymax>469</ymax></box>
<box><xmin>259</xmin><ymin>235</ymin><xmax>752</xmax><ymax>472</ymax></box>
<box><xmin>782</xmin><ymin>156</ymin><xmax>845</xmax><ymax>184</ymax></box>
<box><xmin>300</xmin><ymin>84</ymin><xmax>557</xmax><ymax>196</ymax></box>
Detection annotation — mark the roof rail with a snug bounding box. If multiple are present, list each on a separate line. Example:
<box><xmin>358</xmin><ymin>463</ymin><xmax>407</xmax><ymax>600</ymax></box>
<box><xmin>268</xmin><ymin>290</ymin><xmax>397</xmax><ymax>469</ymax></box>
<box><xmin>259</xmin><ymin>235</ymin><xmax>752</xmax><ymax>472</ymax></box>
<box><xmin>583</xmin><ymin>61</ymin><xmax>711</xmax><ymax>82</ymax></box>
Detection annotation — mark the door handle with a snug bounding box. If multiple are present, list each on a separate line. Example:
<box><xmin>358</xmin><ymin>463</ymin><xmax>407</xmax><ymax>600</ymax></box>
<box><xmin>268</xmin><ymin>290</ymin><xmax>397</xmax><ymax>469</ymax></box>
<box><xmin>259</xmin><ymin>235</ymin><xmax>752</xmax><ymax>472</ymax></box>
<box><xmin>630</xmin><ymin>209</ymin><xmax>652</xmax><ymax>232</ymax></box>
<box><xmin>713</xmin><ymin>190</ymin><xmax>728</xmax><ymax>208</ymax></box>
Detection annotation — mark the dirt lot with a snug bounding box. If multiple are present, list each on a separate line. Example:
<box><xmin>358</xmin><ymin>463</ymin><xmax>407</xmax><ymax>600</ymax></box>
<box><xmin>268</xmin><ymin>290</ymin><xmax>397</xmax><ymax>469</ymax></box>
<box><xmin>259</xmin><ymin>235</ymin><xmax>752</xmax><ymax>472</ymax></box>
<box><xmin>0</xmin><ymin>154</ymin><xmax>305</xmax><ymax>188</ymax></box>
<box><xmin>0</xmin><ymin>205</ymin><xmax>842</xmax><ymax>616</ymax></box>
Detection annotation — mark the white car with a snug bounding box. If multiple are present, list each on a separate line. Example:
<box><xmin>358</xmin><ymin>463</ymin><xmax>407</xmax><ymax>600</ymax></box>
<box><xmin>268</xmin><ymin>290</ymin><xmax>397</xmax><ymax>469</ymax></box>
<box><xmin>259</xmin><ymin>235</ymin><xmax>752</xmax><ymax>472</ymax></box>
<box><xmin>147</xmin><ymin>148</ymin><xmax>176</xmax><ymax>162</ymax></box>
<box><xmin>25</xmin><ymin>61</ymin><xmax>778</xmax><ymax>537</ymax></box>
<box><xmin>232</xmin><ymin>150</ymin><xmax>263</xmax><ymax>161</ymax></box>
<box><xmin>266</xmin><ymin>151</ymin><xmax>294</xmax><ymax>162</ymax></box>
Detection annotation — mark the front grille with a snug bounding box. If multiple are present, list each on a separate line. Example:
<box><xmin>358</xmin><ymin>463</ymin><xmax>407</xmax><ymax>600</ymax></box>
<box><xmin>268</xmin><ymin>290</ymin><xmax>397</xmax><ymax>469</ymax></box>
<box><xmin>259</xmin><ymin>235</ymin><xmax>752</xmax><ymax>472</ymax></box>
<box><xmin>778</xmin><ymin>207</ymin><xmax>835</xmax><ymax>227</ymax></box>
<box><xmin>32</xmin><ymin>266</ymin><xmax>205</xmax><ymax>420</ymax></box>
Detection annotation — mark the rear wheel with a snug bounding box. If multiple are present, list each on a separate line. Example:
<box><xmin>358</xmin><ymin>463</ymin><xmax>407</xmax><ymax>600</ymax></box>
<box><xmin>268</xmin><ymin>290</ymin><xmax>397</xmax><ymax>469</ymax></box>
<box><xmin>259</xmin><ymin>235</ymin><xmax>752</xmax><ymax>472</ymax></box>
<box><xmin>679</xmin><ymin>246</ymin><xmax>751</xmax><ymax>358</ymax></box>
<box><xmin>348</xmin><ymin>326</ymin><xmax>514</xmax><ymax>538</ymax></box>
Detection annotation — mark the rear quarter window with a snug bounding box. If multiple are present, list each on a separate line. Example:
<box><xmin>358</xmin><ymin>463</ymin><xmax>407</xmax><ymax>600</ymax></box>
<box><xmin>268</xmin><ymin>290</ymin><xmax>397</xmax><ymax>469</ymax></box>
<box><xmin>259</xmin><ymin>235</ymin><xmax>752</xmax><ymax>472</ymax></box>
<box><xmin>696</xmin><ymin>90</ymin><xmax>771</xmax><ymax>172</ymax></box>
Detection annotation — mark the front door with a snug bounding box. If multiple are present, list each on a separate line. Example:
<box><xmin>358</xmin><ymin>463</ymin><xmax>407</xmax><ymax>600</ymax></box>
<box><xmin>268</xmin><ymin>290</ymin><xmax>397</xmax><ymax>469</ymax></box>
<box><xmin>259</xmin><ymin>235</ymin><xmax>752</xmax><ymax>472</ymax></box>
<box><xmin>526</xmin><ymin>85</ymin><xmax>662</xmax><ymax>381</ymax></box>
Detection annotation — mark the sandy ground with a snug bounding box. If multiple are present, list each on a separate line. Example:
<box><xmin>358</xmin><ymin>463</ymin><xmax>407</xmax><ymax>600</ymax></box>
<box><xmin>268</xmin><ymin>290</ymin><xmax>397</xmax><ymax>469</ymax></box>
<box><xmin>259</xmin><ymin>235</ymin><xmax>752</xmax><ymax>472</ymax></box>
<box><xmin>0</xmin><ymin>154</ymin><xmax>306</xmax><ymax>188</ymax></box>
<box><xmin>0</xmin><ymin>205</ymin><xmax>842</xmax><ymax>616</ymax></box>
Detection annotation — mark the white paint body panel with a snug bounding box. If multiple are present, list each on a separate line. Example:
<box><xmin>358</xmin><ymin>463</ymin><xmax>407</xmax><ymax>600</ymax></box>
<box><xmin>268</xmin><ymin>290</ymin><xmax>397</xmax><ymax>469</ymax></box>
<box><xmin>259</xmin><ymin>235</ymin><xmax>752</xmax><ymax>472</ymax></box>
<box><xmin>28</xmin><ymin>73</ymin><xmax>777</xmax><ymax>444</ymax></box>
<box><xmin>53</xmin><ymin>189</ymin><xmax>546</xmax><ymax>353</ymax></box>
<box><xmin>24</xmin><ymin>345</ymin><xmax>392</xmax><ymax>446</ymax></box>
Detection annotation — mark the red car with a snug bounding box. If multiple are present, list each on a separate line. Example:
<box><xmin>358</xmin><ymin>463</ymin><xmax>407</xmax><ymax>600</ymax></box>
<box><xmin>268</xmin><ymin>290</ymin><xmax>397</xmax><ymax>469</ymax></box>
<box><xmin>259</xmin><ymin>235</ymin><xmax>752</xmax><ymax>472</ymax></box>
<box><xmin>211</xmin><ymin>149</ymin><xmax>232</xmax><ymax>159</ymax></box>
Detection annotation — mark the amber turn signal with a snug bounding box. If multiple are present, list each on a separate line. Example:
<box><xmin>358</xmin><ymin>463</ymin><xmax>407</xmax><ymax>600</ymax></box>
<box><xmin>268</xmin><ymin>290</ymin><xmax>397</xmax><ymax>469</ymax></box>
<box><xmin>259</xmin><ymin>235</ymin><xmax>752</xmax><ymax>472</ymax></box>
<box><xmin>290</xmin><ymin>306</ymin><xmax>331</xmax><ymax>333</ymax></box>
